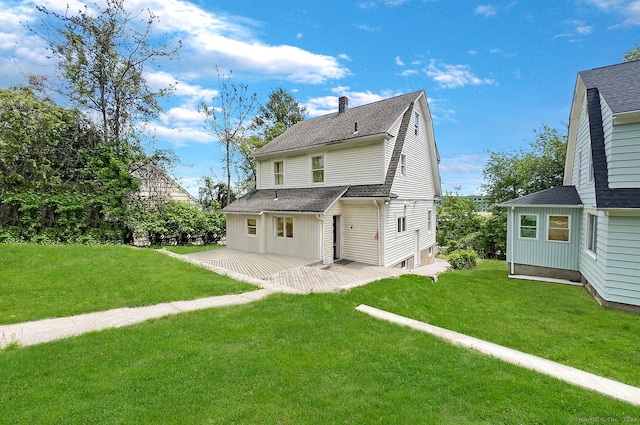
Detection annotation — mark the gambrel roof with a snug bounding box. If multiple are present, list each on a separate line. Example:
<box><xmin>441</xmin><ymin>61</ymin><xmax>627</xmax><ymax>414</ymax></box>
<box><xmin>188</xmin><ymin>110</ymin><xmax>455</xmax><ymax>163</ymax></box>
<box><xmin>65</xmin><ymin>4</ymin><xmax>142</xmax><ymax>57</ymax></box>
<box><xmin>579</xmin><ymin>60</ymin><xmax>640</xmax><ymax>115</ymax></box>
<box><xmin>254</xmin><ymin>90</ymin><xmax>423</xmax><ymax>157</ymax></box>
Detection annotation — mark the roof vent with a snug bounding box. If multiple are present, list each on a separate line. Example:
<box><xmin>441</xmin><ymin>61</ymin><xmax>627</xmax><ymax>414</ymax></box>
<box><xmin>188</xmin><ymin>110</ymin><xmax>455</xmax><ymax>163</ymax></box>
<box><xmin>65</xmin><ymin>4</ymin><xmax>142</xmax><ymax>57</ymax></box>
<box><xmin>339</xmin><ymin>96</ymin><xmax>348</xmax><ymax>114</ymax></box>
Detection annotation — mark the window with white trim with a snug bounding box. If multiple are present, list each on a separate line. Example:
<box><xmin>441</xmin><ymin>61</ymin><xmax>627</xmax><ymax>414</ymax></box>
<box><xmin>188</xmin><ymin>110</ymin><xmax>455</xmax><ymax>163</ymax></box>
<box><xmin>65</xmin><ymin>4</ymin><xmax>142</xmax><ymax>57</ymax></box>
<box><xmin>588</xmin><ymin>150</ymin><xmax>594</xmax><ymax>184</ymax></box>
<box><xmin>311</xmin><ymin>155</ymin><xmax>324</xmax><ymax>183</ymax></box>
<box><xmin>396</xmin><ymin>213</ymin><xmax>406</xmax><ymax>234</ymax></box>
<box><xmin>577</xmin><ymin>151</ymin><xmax>583</xmax><ymax>187</ymax></box>
<box><xmin>275</xmin><ymin>216</ymin><xmax>294</xmax><ymax>238</ymax></box>
<box><xmin>400</xmin><ymin>154</ymin><xmax>407</xmax><ymax>177</ymax></box>
<box><xmin>414</xmin><ymin>112</ymin><xmax>419</xmax><ymax>136</ymax></box>
<box><xmin>246</xmin><ymin>218</ymin><xmax>257</xmax><ymax>236</ymax></box>
<box><xmin>519</xmin><ymin>214</ymin><xmax>538</xmax><ymax>239</ymax></box>
<box><xmin>547</xmin><ymin>215</ymin><xmax>569</xmax><ymax>242</ymax></box>
<box><xmin>427</xmin><ymin>209</ymin><xmax>432</xmax><ymax>232</ymax></box>
<box><xmin>273</xmin><ymin>161</ymin><xmax>284</xmax><ymax>186</ymax></box>
<box><xmin>587</xmin><ymin>213</ymin><xmax>597</xmax><ymax>254</ymax></box>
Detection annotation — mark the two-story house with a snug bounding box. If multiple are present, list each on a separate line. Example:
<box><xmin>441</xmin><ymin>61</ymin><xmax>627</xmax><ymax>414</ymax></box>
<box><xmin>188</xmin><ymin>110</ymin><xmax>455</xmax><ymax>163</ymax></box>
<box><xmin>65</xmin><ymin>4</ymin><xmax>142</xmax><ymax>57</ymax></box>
<box><xmin>222</xmin><ymin>90</ymin><xmax>442</xmax><ymax>269</ymax></box>
<box><xmin>500</xmin><ymin>60</ymin><xmax>640</xmax><ymax>311</ymax></box>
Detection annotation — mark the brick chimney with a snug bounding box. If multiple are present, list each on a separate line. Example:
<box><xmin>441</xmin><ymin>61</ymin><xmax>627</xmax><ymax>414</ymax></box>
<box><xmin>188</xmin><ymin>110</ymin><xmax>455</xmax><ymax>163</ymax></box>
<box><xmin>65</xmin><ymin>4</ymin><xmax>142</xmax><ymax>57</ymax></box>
<box><xmin>338</xmin><ymin>96</ymin><xmax>348</xmax><ymax>114</ymax></box>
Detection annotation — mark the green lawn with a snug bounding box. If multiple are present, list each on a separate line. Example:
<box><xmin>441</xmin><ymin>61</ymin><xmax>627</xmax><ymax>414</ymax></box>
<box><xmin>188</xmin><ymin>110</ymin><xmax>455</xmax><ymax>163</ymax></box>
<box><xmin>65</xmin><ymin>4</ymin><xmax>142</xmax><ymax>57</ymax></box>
<box><xmin>344</xmin><ymin>260</ymin><xmax>640</xmax><ymax>389</ymax></box>
<box><xmin>1</xmin><ymin>290</ymin><xmax>638</xmax><ymax>424</ymax></box>
<box><xmin>0</xmin><ymin>244</ymin><xmax>255</xmax><ymax>324</ymax></box>
<box><xmin>1</xmin><ymin>251</ymin><xmax>639</xmax><ymax>423</ymax></box>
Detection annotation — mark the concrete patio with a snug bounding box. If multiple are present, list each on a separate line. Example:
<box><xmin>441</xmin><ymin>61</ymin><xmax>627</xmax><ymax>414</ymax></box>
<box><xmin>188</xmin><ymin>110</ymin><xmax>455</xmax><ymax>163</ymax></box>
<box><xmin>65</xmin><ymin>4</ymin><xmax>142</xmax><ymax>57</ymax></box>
<box><xmin>176</xmin><ymin>248</ymin><xmax>449</xmax><ymax>293</ymax></box>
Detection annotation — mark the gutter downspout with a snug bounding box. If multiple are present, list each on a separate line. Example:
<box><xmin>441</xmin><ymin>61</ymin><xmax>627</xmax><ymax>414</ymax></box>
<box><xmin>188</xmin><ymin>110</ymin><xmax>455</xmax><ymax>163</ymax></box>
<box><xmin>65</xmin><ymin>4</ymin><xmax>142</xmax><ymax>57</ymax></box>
<box><xmin>374</xmin><ymin>200</ymin><xmax>382</xmax><ymax>266</ymax></box>
<box><xmin>510</xmin><ymin>206</ymin><xmax>515</xmax><ymax>276</ymax></box>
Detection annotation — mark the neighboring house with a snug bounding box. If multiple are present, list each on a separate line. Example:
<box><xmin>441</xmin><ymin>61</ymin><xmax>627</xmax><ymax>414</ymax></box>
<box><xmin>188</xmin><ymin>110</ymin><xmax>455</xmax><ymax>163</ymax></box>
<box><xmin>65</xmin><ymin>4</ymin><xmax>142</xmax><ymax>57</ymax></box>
<box><xmin>500</xmin><ymin>60</ymin><xmax>640</xmax><ymax>311</ymax></box>
<box><xmin>133</xmin><ymin>163</ymin><xmax>197</xmax><ymax>205</ymax></box>
<box><xmin>223</xmin><ymin>91</ymin><xmax>442</xmax><ymax>269</ymax></box>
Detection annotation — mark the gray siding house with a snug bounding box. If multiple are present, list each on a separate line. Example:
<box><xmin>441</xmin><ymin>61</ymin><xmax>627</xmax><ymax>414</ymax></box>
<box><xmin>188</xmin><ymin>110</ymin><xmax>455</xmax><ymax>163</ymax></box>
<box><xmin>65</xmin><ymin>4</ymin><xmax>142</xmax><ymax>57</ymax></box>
<box><xmin>500</xmin><ymin>60</ymin><xmax>640</xmax><ymax>310</ymax></box>
<box><xmin>223</xmin><ymin>91</ymin><xmax>442</xmax><ymax>269</ymax></box>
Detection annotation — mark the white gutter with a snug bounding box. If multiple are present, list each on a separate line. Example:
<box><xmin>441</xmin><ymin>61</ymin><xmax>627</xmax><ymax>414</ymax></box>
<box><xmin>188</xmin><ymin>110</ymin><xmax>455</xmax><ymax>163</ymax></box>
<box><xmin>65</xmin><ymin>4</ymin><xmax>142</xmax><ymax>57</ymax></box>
<box><xmin>510</xmin><ymin>206</ymin><xmax>515</xmax><ymax>275</ymax></box>
<box><xmin>374</xmin><ymin>200</ymin><xmax>383</xmax><ymax>266</ymax></box>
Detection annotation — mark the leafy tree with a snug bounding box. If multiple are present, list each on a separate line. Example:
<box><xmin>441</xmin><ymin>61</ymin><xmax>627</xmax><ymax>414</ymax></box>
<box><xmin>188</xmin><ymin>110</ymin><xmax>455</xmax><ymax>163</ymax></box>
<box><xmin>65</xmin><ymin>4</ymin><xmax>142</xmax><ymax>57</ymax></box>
<box><xmin>252</xmin><ymin>87</ymin><xmax>307</xmax><ymax>137</ymax></box>
<box><xmin>437</xmin><ymin>190</ymin><xmax>482</xmax><ymax>253</ymax></box>
<box><xmin>623</xmin><ymin>45</ymin><xmax>640</xmax><ymax>62</ymax></box>
<box><xmin>479</xmin><ymin>125</ymin><xmax>567</xmax><ymax>258</ymax></box>
<box><xmin>233</xmin><ymin>88</ymin><xmax>307</xmax><ymax>194</ymax></box>
<box><xmin>198</xmin><ymin>176</ymin><xmax>236</xmax><ymax>210</ymax></box>
<box><xmin>482</xmin><ymin>125</ymin><xmax>566</xmax><ymax>205</ymax></box>
<box><xmin>200</xmin><ymin>68</ymin><xmax>257</xmax><ymax>206</ymax></box>
<box><xmin>0</xmin><ymin>86</ymin><xmax>137</xmax><ymax>243</ymax></box>
<box><xmin>30</xmin><ymin>0</ymin><xmax>180</xmax><ymax>147</ymax></box>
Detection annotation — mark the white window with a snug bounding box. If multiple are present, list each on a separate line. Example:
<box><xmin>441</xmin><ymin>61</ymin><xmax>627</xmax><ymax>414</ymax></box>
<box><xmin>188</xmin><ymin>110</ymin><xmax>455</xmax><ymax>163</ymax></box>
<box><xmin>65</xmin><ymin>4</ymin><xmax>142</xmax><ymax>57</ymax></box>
<box><xmin>273</xmin><ymin>161</ymin><xmax>284</xmax><ymax>186</ymax></box>
<box><xmin>427</xmin><ymin>209</ymin><xmax>432</xmax><ymax>232</ymax></box>
<box><xmin>587</xmin><ymin>213</ymin><xmax>597</xmax><ymax>255</ymax></box>
<box><xmin>400</xmin><ymin>154</ymin><xmax>407</xmax><ymax>177</ymax></box>
<box><xmin>396</xmin><ymin>213</ymin><xmax>407</xmax><ymax>234</ymax></box>
<box><xmin>428</xmin><ymin>246</ymin><xmax>433</xmax><ymax>257</ymax></box>
<box><xmin>588</xmin><ymin>150</ymin><xmax>594</xmax><ymax>184</ymax></box>
<box><xmin>414</xmin><ymin>112</ymin><xmax>419</xmax><ymax>136</ymax></box>
<box><xmin>246</xmin><ymin>218</ymin><xmax>257</xmax><ymax>236</ymax></box>
<box><xmin>547</xmin><ymin>215</ymin><xmax>570</xmax><ymax>242</ymax></box>
<box><xmin>311</xmin><ymin>155</ymin><xmax>324</xmax><ymax>183</ymax></box>
<box><xmin>519</xmin><ymin>214</ymin><xmax>538</xmax><ymax>239</ymax></box>
<box><xmin>275</xmin><ymin>216</ymin><xmax>294</xmax><ymax>238</ymax></box>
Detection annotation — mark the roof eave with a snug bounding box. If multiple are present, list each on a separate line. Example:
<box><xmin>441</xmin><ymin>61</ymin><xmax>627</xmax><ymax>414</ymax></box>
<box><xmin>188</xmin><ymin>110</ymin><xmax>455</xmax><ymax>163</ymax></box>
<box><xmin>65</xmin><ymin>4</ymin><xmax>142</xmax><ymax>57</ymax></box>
<box><xmin>253</xmin><ymin>132</ymin><xmax>388</xmax><ymax>159</ymax></box>
<box><xmin>613</xmin><ymin>110</ymin><xmax>640</xmax><ymax>125</ymax></box>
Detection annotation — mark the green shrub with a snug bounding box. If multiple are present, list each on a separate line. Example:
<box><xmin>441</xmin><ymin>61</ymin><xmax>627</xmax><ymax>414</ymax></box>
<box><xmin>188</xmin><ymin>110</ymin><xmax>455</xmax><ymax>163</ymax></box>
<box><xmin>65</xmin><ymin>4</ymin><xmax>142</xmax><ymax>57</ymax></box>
<box><xmin>448</xmin><ymin>249</ymin><xmax>478</xmax><ymax>270</ymax></box>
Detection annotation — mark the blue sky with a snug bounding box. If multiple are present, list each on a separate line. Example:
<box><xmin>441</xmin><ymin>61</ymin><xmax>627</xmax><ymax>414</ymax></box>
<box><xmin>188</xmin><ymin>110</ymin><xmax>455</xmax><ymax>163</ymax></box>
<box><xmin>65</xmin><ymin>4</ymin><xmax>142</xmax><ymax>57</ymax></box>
<box><xmin>1</xmin><ymin>0</ymin><xmax>639</xmax><ymax>196</ymax></box>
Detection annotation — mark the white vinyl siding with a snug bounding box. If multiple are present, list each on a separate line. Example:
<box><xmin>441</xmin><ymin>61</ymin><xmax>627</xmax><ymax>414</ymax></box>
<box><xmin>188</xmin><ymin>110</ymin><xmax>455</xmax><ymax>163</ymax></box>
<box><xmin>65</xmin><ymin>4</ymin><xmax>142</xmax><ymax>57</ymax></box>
<box><xmin>602</xmin><ymin>215</ymin><xmax>640</xmax><ymax>306</ymax></box>
<box><xmin>391</xmin><ymin>102</ymin><xmax>435</xmax><ymax>199</ymax></box>
<box><xmin>225</xmin><ymin>215</ymin><xmax>261</xmax><ymax>253</ymax></box>
<box><xmin>257</xmin><ymin>142</ymin><xmax>384</xmax><ymax>189</ymax></box>
<box><xmin>340</xmin><ymin>201</ymin><xmax>379</xmax><ymax>265</ymax></box>
<box><xmin>383</xmin><ymin>200</ymin><xmax>437</xmax><ymax>267</ymax></box>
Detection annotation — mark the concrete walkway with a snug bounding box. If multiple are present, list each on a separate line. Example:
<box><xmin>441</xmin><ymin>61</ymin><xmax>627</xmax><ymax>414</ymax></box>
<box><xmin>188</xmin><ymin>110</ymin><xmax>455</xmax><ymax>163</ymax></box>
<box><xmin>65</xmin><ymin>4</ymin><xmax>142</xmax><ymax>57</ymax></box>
<box><xmin>0</xmin><ymin>290</ymin><xmax>272</xmax><ymax>348</ymax></box>
<box><xmin>356</xmin><ymin>304</ymin><xmax>640</xmax><ymax>407</ymax></box>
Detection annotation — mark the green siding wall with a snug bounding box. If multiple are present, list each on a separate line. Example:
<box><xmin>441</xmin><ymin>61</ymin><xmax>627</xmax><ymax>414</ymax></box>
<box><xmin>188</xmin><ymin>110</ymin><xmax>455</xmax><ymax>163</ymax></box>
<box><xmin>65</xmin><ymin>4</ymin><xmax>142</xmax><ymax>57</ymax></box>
<box><xmin>507</xmin><ymin>207</ymin><xmax>582</xmax><ymax>271</ymax></box>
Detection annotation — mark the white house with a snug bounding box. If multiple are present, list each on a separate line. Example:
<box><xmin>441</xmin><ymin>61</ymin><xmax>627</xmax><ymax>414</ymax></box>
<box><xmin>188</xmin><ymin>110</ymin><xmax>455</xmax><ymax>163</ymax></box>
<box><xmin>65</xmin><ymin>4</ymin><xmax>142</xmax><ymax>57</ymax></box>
<box><xmin>500</xmin><ymin>60</ymin><xmax>640</xmax><ymax>311</ymax></box>
<box><xmin>223</xmin><ymin>90</ymin><xmax>442</xmax><ymax>269</ymax></box>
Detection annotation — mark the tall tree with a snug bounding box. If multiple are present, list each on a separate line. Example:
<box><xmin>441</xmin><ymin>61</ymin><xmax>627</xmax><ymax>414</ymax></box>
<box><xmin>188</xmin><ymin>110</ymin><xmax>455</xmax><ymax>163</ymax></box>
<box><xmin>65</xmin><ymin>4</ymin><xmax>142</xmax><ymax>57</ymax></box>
<box><xmin>252</xmin><ymin>87</ymin><xmax>308</xmax><ymax>136</ymax></box>
<box><xmin>30</xmin><ymin>0</ymin><xmax>180</xmax><ymax>147</ymax></box>
<box><xmin>482</xmin><ymin>125</ymin><xmax>566</xmax><ymax>204</ymax></box>
<box><xmin>200</xmin><ymin>68</ymin><xmax>257</xmax><ymax>206</ymax></box>
<box><xmin>623</xmin><ymin>45</ymin><xmax>640</xmax><ymax>62</ymax></box>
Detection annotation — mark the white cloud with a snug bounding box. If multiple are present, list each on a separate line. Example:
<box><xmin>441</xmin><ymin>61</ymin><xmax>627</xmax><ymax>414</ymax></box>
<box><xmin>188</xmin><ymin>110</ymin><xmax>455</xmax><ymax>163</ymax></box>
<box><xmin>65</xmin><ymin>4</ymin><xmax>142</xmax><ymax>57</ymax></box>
<box><xmin>475</xmin><ymin>5</ymin><xmax>497</xmax><ymax>17</ymax></box>
<box><xmin>426</xmin><ymin>60</ymin><xmax>496</xmax><ymax>88</ymax></box>
<box><xmin>585</xmin><ymin>0</ymin><xmax>640</xmax><ymax>25</ymax></box>
<box><xmin>305</xmin><ymin>87</ymin><xmax>400</xmax><ymax>117</ymax></box>
<box><xmin>395</xmin><ymin>56</ymin><xmax>405</xmax><ymax>66</ymax></box>
<box><xmin>553</xmin><ymin>20</ymin><xmax>593</xmax><ymax>41</ymax></box>
<box><xmin>401</xmin><ymin>69</ymin><xmax>419</xmax><ymax>77</ymax></box>
<box><xmin>356</xmin><ymin>23</ymin><xmax>381</xmax><ymax>32</ymax></box>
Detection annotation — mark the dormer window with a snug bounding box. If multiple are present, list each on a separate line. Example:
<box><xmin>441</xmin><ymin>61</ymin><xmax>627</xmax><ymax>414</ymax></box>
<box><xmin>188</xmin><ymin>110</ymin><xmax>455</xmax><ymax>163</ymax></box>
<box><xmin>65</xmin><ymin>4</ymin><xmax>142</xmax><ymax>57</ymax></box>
<box><xmin>400</xmin><ymin>154</ymin><xmax>407</xmax><ymax>177</ymax></box>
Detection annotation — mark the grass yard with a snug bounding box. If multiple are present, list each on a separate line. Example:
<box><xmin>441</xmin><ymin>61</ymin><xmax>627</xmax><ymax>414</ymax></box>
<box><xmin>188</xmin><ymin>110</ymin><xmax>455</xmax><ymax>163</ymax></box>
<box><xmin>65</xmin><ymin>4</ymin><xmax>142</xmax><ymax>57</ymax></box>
<box><xmin>344</xmin><ymin>260</ymin><xmax>640</xmax><ymax>389</ymax></box>
<box><xmin>0</xmin><ymin>244</ymin><xmax>255</xmax><ymax>324</ymax></box>
<box><xmin>1</xmin><ymin>291</ymin><xmax>639</xmax><ymax>424</ymax></box>
<box><xmin>1</xmin><ymin>250</ymin><xmax>639</xmax><ymax>423</ymax></box>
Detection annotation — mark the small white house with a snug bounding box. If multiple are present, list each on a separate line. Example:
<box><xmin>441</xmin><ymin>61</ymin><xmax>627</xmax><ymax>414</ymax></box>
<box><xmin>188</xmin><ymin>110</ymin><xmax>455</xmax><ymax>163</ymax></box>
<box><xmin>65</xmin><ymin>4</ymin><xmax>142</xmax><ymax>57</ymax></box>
<box><xmin>223</xmin><ymin>91</ymin><xmax>442</xmax><ymax>268</ymax></box>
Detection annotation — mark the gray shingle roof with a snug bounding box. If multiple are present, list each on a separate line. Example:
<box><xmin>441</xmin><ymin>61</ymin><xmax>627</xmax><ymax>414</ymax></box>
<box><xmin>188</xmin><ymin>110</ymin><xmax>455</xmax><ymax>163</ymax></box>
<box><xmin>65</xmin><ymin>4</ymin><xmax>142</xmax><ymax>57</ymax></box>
<box><xmin>222</xmin><ymin>186</ymin><xmax>349</xmax><ymax>214</ymax></box>
<box><xmin>580</xmin><ymin>60</ymin><xmax>640</xmax><ymax>114</ymax></box>
<box><xmin>254</xmin><ymin>90</ymin><xmax>423</xmax><ymax>157</ymax></box>
<box><xmin>498</xmin><ymin>186</ymin><xmax>582</xmax><ymax>207</ymax></box>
